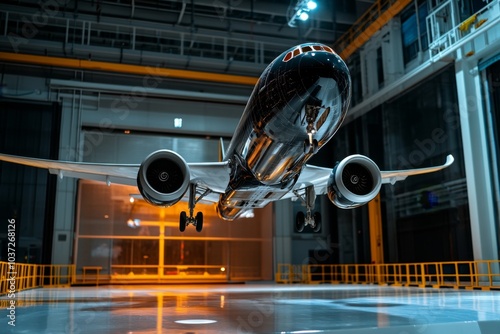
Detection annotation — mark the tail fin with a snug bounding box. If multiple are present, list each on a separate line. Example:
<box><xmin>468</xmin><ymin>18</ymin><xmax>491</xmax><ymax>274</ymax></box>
<box><xmin>218</xmin><ymin>138</ymin><xmax>227</xmax><ymax>162</ymax></box>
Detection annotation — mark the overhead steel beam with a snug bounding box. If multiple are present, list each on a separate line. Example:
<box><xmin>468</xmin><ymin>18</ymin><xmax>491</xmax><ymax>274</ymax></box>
<box><xmin>0</xmin><ymin>52</ymin><xmax>258</xmax><ymax>86</ymax></box>
<box><xmin>334</xmin><ymin>0</ymin><xmax>412</xmax><ymax>61</ymax></box>
<box><xmin>49</xmin><ymin>79</ymin><xmax>249</xmax><ymax>104</ymax></box>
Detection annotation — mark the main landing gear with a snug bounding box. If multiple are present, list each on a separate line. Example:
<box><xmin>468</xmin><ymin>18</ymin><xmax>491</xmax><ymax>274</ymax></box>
<box><xmin>180</xmin><ymin>183</ymin><xmax>210</xmax><ymax>233</ymax></box>
<box><xmin>293</xmin><ymin>185</ymin><xmax>321</xmax><ymax>233</ymax></box>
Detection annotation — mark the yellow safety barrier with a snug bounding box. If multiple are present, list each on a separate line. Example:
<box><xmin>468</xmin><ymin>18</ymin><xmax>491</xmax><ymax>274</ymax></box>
<box><xmin>277</xmin><ymin>260</ymin><xmax>500</xmax><ymax>290</ymax></box>
<box><xmin>39</xmin><ymin>264</ymin><xmax>76</xmax><ymax>287</ymax></box>
<box><xmin>0</xmin><ymin>262</ymin><xmax>76</xmax><ymax>295</ymax></box>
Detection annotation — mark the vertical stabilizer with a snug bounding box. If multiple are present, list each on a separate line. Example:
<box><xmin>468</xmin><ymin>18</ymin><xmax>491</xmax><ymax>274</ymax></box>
<box><xmin>218</xmin><ymin>138</ymin><xmax>227</xmax><ymax>162</ymax></box>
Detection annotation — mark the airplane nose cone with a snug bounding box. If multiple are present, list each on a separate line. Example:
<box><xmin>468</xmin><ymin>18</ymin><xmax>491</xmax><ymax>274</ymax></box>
<box><xmin>296</xmin><ymin>51</ymin><xmax>351</xmax><ymax>98</ymax></box>
<box><xmin>301</xmin><ymin>51</ymin><xmax>349</xmax><ymax>76</ymax></box>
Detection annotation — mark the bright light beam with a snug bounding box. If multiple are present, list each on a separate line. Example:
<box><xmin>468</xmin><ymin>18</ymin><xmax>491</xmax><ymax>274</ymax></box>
<box><xmin>288</xmin><ymin>0</ymin><xmax>318</xmax><ymax>27</ymax></box>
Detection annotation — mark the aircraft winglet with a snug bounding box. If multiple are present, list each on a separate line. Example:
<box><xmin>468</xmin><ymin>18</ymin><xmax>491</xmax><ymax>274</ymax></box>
<box><xmin>380</xmin><ymin>154</ymin><xmax>454</xmax><ymax>185</ymax></box>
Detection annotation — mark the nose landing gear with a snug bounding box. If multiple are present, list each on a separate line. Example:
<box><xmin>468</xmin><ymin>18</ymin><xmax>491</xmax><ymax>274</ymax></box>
<box><xmin>180</xmin><ymin>183</ymin><xmax>210</xmax><ymax>232</ymax></box>
<box><xmin>304</xmin><ymin>133</ymin><xmax>319</xmax><ymax>154</ymax></box>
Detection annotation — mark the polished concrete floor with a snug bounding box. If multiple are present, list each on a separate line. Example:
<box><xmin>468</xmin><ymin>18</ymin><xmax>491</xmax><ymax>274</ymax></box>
<box><xmin>1</xmin><ymin>283</ymin><xmax>500</xmax><ymax>333</ymax></box>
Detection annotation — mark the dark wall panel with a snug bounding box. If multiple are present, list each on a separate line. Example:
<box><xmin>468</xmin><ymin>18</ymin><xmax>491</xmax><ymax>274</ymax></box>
<box><xmin>0</xmin><ymin>99</ymin><xmax>61</xmax><ymax>264</ymax></box>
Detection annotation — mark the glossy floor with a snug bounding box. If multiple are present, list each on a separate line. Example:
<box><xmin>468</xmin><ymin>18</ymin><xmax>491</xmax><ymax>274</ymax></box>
<box><xmin>1</xmin><ymin>284</ymin><xmax>500</xmax><ymax>333</ymax></box>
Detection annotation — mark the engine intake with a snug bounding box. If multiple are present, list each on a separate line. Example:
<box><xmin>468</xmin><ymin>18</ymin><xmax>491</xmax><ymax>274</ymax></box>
<box><xmin>327</xmin><ymin>155</ymin><xmax>382</xmax><ymax>209</ymax></box>
<box><xmin>137</xmin><ymin>150</ymin><xmax>190</xmax><ymax>206</ymax></box>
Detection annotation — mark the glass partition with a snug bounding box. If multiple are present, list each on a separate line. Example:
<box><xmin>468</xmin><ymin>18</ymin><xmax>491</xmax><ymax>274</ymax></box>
<box><xmin>75</xmin><ymin>180</ymin><xmax>273</xmax><ymax>282</ymax></box>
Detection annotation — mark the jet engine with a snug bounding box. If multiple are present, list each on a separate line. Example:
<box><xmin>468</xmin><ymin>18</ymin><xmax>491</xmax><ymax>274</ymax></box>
<box><xmin>137</xmin><ymin>150</ymin><xmax>190</xmax><ymax>206</ymax></box>
<box><xmin>327</xmin><ymin>155</ymin><xmax>382</xmax><ymax>209</ymax></box>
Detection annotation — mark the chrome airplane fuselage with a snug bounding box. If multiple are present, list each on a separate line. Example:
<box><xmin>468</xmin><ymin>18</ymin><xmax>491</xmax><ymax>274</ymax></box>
<box><xmin>217</xmin><ymin>43</ymin><xmax>352</xmax><ymax>220</ymax></box>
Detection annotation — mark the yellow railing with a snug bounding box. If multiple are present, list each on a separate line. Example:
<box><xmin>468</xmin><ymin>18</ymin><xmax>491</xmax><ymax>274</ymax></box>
<box><xmin>39</xmin><ymin>264</ymin><xmax>76</xmax><ymax>287</ymax></box>
<box><xmin>0</xmin><ymin>262</ymin><xmax>76</xmax><ymax>295</ymax></box>
<box><xmin>277</xmin><ymin>260</ymin><xmax>500</xmax><ymax>290</ymax></box>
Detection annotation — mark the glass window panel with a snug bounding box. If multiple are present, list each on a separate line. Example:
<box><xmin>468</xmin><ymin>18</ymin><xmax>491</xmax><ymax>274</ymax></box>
<box><xmin>164</xmin><ymin>240</ymin><xmax>205</xmax><ymax>265</ymax></box>
<box><xmin>112</xmin><ymin>239</ymin><xmax>159</xmax><ymax>266</ymax></box>
<box><xmin>76</xmin><ymin>238</ymin><xmax>114</xmax><ymax>274</ymax></box>
<box><xmin>76</xmin><ymin>238</ymin><xmax>160</xmax><ymax>275</ymax></box>
<box><xmin>78</xmin><ymin>181</ymin><xmax>160</xmax><ymax>236</ymax></box>
<box><xmin>230</xmin><ymin>241</ymin><xmax>262</xmax><ymax>279</ymax></box>
<box><xmin>418</xmin><ymin>3</ymin><xmax>428</xmax><ymax>51</ymax></box>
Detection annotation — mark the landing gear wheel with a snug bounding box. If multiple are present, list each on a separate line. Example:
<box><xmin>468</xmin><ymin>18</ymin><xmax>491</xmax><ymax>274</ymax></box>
<box><xmin>296</xmin><ymin>211</ymin><xmax>305</xmax><ymax>232</ymax></box>
<box><xmin>313</xmin><ymin>212</ymin><xmax>321</xmax><ymax>232</ymax></box>
<box><xmin>195</xmin><ymin>212</ymin><xmax>203</xmax><ymax>232</ymax></box>
<box><xmin>179</xmin><ymin>211</ymin><xmax>187</xmax><ymax>232</ymax></box>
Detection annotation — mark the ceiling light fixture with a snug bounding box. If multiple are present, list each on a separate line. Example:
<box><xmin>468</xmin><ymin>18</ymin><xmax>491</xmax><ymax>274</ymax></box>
<box><xmin>174</xmin><ymin>319</ymin><xmax>217</xmax><ymax>325</ymax></box>
<box><xmin>174</xmin><ymin>118</ymin><xmax>183</xmax><ymax>128</ymax></box>
<box><xmin>288</xmin><ymin>0</ymin><xmax>317</xmax><ymax>27</ymax></box>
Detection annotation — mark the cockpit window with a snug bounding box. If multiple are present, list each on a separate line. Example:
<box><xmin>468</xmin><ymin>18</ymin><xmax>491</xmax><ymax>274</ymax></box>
<box><xmin>322</xmin><ymin>45</ymin><xmax>335</xmax><ymax>54</ymax></box>
<box><xmin>283</xmin><ymin>52</ymin><xmax>292</xmax><ymax>62</ymax></box>
<box><xmin>282</xmin><ymin>44</ymin><xmax>336</xmax><ymax>62</ymax></box>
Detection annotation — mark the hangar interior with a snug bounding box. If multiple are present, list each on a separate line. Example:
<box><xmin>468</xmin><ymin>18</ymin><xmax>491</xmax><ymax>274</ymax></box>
<box><xmin>0</xmin><ymin>0</ymin><xmax>500</xmax><ymax>287</ymax></box>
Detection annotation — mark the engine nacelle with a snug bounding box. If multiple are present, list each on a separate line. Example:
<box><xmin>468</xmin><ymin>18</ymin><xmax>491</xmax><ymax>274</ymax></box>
<box><xmin>137</xmin><ymin>150</ymin><xmax>190</xmax><ymax>206</ymax></box>
<box><xmin>327</xmin><ymin>155</ymin><xmax>382</xmax><ymax>209</ymax></box>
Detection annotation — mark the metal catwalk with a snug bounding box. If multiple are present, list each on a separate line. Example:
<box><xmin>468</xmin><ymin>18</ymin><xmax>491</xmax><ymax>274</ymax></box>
<box><xmin>2</xmin><ymin>284</ymin><xmax>500</xmax><ymax>333</ymax></box>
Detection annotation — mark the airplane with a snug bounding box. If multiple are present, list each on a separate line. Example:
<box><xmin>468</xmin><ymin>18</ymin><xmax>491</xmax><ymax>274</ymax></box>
<box><xmin>0</xmin><ymin>43</ymin><xmax>454</xmax><ymax>233</ymax></box>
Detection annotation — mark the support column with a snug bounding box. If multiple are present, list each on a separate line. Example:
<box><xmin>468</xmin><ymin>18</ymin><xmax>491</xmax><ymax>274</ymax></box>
<box><xmin>368</xmin><ymin>194</ymin><xmax>384</xmax><ymax>264</ymax></box>
<box><xmin>158</xmin><ymin>224</ymin><xmax>165</xmax><ymax>278</ymax></box>
<box><xmin>273</xmin><ymin>201</ymin><xmax>293</xmax><ymax>278</ymax></box>
<box><xmin>455</xmin><ymin>58</ymin><xmax>499</xmax><ymax>261</ymax></box>
<box><xmin>51</xmin><ymin>97</ymin><xmax>80</xmax><ymax>265</ymax></box>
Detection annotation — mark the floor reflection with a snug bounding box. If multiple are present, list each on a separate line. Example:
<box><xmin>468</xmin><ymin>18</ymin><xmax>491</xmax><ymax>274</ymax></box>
<box><xmin>1</xmin><ymin>284</ymin><xmax>500</xmax><ymax>333</ymax></box>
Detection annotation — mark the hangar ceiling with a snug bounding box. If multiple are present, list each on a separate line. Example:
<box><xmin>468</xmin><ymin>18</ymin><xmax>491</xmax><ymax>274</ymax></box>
<box><xmin>0</xmin><ymin>0</ymin><xmax>376</xmax><ymax>77</ymax></box>
<box><xmin>0</xmin><ymin>0</ymin><xmax>378</xmax><ymax>139</ymax></box>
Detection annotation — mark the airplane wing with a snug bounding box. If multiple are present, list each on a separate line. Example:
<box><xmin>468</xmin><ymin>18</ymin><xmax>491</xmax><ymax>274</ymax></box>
<box><xmin>1</xmin><ymin>152</ymin><xmax>453</xmax><ymax>204</ymax></box>
<box><xmin>287</xmin><ymin>154</ymin><xmax>455</xmax><ymax>199</ymax></box>
<box><xmin>0</xmin><ymin>153</ymin><xmax>140</xmax><ymax>186</ymax></box>
<box><xmin>291</xmin><ymin>164</ymin><xmax>332</xmax><ymax>197</ymax></box>
<box><xmin>0</xmin><ymin>153</ymin><xmax>229</xmax><ymax>201</ymax></box>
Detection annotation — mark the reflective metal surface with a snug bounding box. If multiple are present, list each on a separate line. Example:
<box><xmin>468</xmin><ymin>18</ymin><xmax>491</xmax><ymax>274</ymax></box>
<box><xmin>219</xmin><ymin>43</ymin><xmax>351</xmax><ymax>220</ymax></box>
<box><xmin>2</xmin><ymin>284</ymin><xmax>499</xmax><ymax>333</ymax></box>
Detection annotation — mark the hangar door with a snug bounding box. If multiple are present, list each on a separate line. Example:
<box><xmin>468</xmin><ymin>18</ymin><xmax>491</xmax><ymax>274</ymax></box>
<box><xmin>72</xmin><ymin>131</ymin><xmax>273</xmax><ymax>282</ymax></box>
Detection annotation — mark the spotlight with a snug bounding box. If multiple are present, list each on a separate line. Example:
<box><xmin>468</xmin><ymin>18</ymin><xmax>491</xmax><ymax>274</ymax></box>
<box><xmin>307</xmin><ymin>1</ymin><xmax>317</xmax><ymax>10</ymax></box>
<box><xmin>288</xmin><ymin>0</ymin><xmax>317</xmax><ymax>27</ymax></box>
